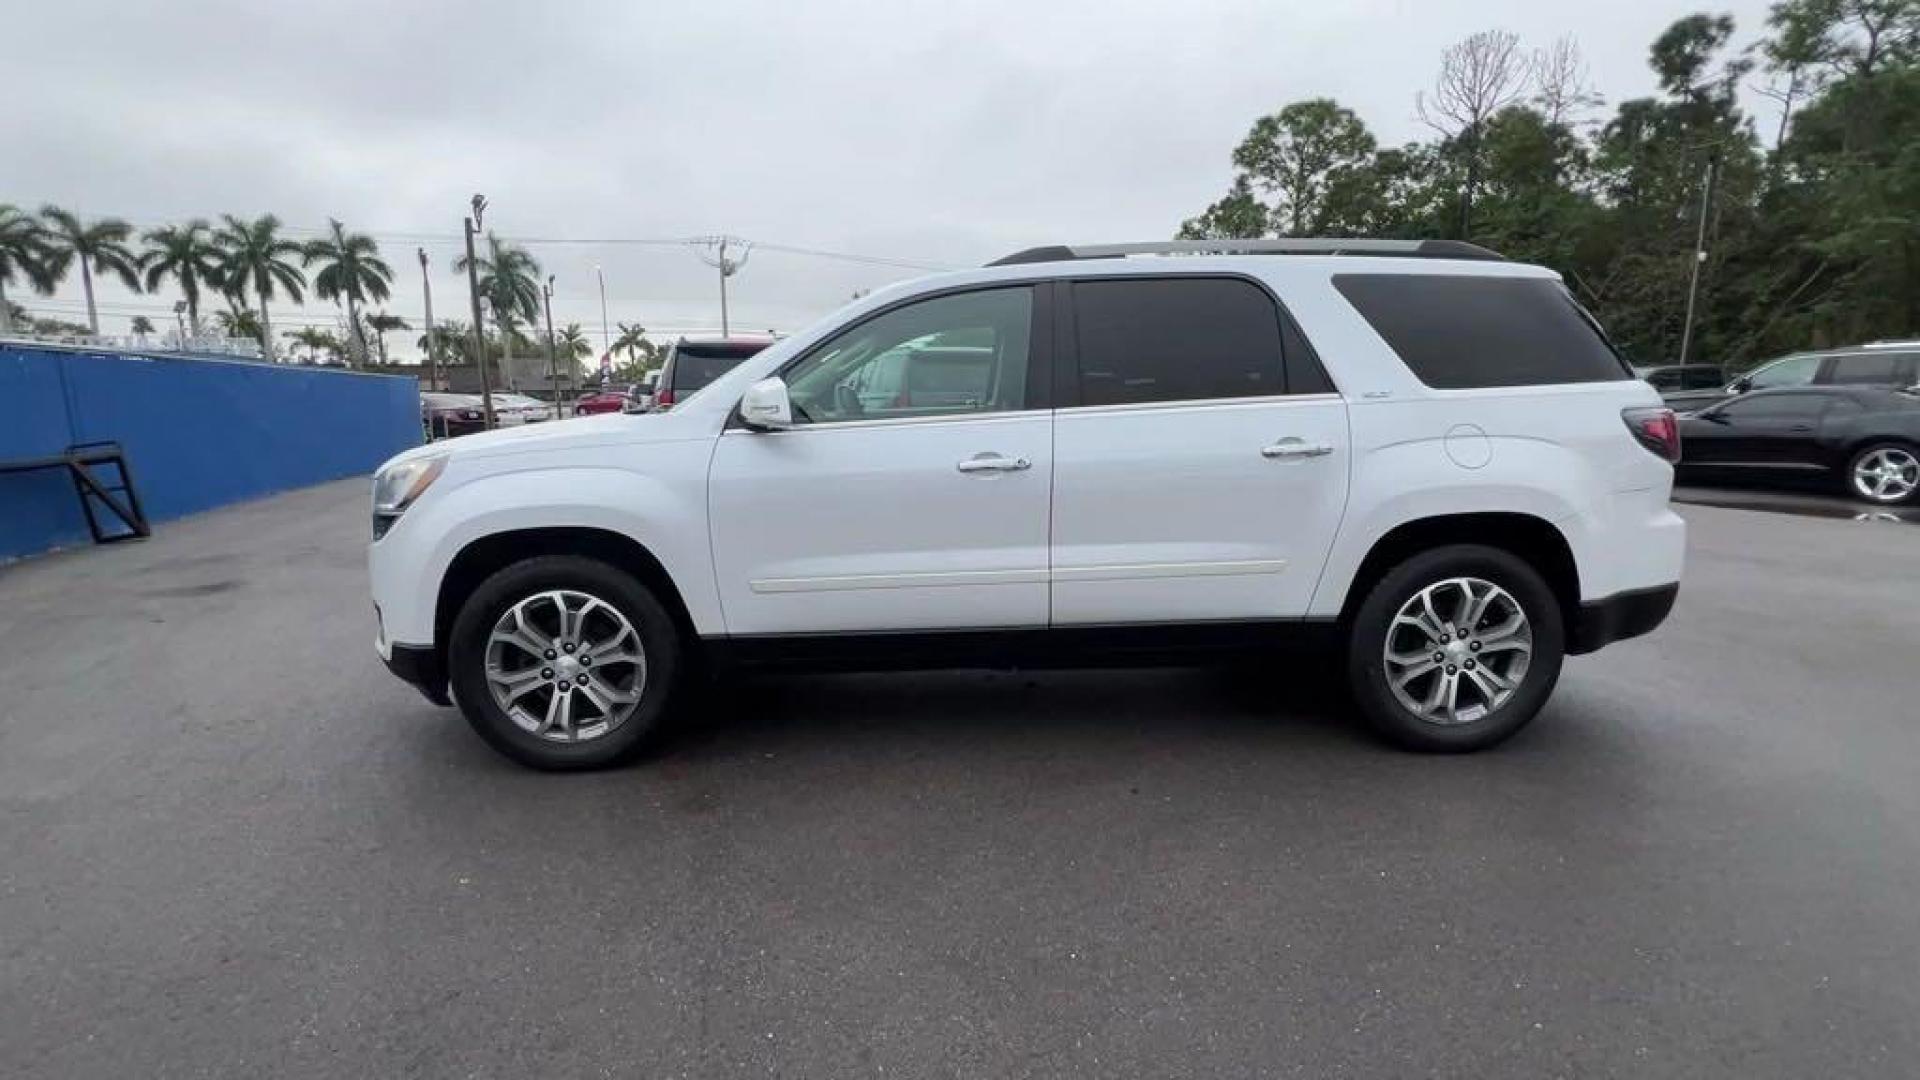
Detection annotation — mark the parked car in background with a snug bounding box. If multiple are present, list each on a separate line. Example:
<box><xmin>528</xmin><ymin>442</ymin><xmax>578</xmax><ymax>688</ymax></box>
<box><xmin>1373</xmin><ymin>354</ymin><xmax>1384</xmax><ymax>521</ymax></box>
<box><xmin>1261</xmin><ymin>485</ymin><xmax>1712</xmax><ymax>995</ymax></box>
<box><xmin>652</xmin><ymin>334</ymin><xmax>776</xmax><ymax>410</ymax></box>
<box><xmin>1663</xmin><ymin>342</ymin><xmax>1920</xmax><ymax>412</ymax></box>
<box><xmin>1635</xmin><ymin>364</ymin><xmax>1724</xmax><ymax>393</ymax></box>
<box><xmin>1678</xmin><ymin>384</ymin><xmax>1920</xmax><ymax>504</ymax></box>
<box><xmin>573</xmin><ymin>387</ymin><xmax>630</xmax><ymax>416</ymax></box>
<box><xmin>369</xmin><ymin>238</ymin><xmax>1684</xmax><ymax>769</ymax></box>
<box><xmin>421</xmin><ymin>392</ymin><xmax>487</xmax><ymax>439</ymax></box>
<box><xmin>493</xmin><ymin>393</ymin><xmax>554</xmax><ymax>425</ymax></box>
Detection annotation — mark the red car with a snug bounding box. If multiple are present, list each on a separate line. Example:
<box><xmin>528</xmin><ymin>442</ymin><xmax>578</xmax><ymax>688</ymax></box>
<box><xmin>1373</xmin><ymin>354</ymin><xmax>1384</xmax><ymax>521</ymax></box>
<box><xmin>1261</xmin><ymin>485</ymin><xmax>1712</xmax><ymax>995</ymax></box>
<box><xmin>573</xmin><ymin>386</ymin><xmax>635</xmax><ymax>416</ymax></box>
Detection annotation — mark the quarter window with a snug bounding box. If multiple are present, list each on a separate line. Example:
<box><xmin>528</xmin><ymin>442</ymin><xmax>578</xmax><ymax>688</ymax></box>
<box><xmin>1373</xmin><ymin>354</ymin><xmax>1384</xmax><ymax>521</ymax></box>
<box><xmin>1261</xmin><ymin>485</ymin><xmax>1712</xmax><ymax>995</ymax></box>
<box><xmin>1334</xmin><ymin>274</ymin><xmax>1630</xmax><ymax>389</ymax></box>
<box><xmin>780</xmin><ymin>287</ymin><xmax>1035</xmax><ymax>424</ymax></box>
<box><xmin>1071</xmin><ymin>278</ymin><xmax>1286</xmax><ymax>406</ymax></box>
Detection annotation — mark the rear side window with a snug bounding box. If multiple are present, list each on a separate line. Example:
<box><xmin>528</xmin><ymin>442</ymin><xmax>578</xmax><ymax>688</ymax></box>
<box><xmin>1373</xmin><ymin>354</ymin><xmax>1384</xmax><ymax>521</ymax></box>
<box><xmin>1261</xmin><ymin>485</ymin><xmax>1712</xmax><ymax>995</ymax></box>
<box><xmin>670</xmin><ymin>342</ymin><xmax>766</xmax><ymax>394</ymax></box>
<box><xmin>1072</xmin><ymin>278</ymin><xmax>1285</xmax><ymax>406</ymax></box>
<box><xmin>1334</xmin><ymin>274</ymin><xmax>1631</xmax><ymax>389</ymax></box>
<box><xmin>1826</xmin><ymin>351</ymin><xmax>1919</xmax><ymax>386</ymax></box>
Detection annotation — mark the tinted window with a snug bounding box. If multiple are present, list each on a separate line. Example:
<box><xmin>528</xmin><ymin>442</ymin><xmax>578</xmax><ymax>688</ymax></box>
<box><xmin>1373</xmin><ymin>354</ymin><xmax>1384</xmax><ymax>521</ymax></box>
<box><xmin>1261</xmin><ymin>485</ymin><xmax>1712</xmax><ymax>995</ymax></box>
<box><xmin>1719</xmin><ymin>392</ymin><xmax>1825</xmax><ymax>420</ymax></box>
<box><xmin>782</xmin><ymin>287</ymin><xmax>1033</xmax><ymax>424</ymax></box>
<box><xmin>669</xmin><ymin>345</ymin><xmax>764</xmax><ymax>394</ymax></box>
<box><xmin>1072</xmin><ymin>278</ymin><xmax>1285</xmax><ymax>406</ymax></box>
<box><xmin>1745</xmin><ymin>354</ymin><xmax>1821</xmax><ymax>390</ymax></box>
<box><xmin>1827</xmin><ymin>351</ymin><xmax>1919</xmax><ymax>386</ymax></box>
<box><xmin>1684</xmin><ymin>368</ymin><xmax>1726</xmax><ymax>389</ymax></box>
<box><xmin>1334</xmin><ymin>274</ymin><xmax>1630</xmax><ymax>389</ymax></box>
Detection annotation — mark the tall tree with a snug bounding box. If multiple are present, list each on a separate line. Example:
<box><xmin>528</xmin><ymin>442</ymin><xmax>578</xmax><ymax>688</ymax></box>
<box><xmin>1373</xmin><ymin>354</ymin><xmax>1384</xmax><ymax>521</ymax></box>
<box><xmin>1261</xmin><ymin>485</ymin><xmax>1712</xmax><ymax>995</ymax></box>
<box><xmin>130</xmin><ymin>315</ymin><xmax>155</xmax><ymax>339</ymax></box>
<box><xmin>38</xmin><ymin>206</ymin><xmax>143</xmax><ymax>334</ymax></box>
<box><xmin>139</xmin><ymin>219</ymin><xmax>220</xmax><ymax>336</ymax></box>
<box><xmin>1417</xmin><ymin>30</ymin><xmax>1533</xmax><ymax>236</ymax></box>
<box><xmin>212</xmin><ymin>214</ymin><xmax>306</xmax><ymax>360</ymax></box>
<box><xmin>0</xmin><ymin>203</ymin><xmax>58</xmax><ymax>337</ymax></box>
<box><xmin>454</xmin><ymin>233</ymin><xmax>542</xmax><ymax>388</ymax></box>
<box><xmin>1227</xmin><ymin>99</ymin><xmax>1378</xmax><ymax>236</ymax></box>
<box><xmin>305</xmin><ymin>219</ymin><xmax>394</xmax><ymax>367</ymax></box>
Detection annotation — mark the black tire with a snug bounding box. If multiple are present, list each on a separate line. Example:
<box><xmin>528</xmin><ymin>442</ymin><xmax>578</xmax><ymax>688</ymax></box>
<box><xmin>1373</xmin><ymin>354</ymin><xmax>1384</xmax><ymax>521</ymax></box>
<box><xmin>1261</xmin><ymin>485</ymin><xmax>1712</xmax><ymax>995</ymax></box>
<box><xmin>448</xmin><ymin>555</ymin><xmax>683</xmax><ymax>770</ymax></box>
<box><xmin>1843</xmin><ymin>441</ymin><xmax>1920</xmax><ymax>506</ymax></box>
<box><xmin>1345</xmin><ymin>544</ymin><xmax>1565</xmax><ymax>753</ymax></box>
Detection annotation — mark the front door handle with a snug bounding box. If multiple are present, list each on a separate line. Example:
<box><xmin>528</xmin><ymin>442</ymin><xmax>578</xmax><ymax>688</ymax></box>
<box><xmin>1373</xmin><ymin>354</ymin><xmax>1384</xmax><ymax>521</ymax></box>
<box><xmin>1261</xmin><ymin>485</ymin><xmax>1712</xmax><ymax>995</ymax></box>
<box><xmin>957</xmin><ymin>453</ymin><xmax>1032</xmax><ymax>473</ymax></box>
<box><xmin>1261</xmin><ymin>438</ymin><xmax>1334</xmax><ymax>459</ymax></box>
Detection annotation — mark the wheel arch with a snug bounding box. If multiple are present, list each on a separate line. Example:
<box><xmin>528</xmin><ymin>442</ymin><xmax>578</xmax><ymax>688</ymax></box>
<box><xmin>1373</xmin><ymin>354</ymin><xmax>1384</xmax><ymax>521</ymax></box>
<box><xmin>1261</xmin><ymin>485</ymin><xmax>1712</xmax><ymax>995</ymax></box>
<box><xmin>1334</xmin><ymin>512</ymin><xmax>1581</xmax><ymax>639</ymax></box>
<box><xmin>435</xmin><ymin>527</ymin><xmax>701</xmax><ymax>671</ymax></box>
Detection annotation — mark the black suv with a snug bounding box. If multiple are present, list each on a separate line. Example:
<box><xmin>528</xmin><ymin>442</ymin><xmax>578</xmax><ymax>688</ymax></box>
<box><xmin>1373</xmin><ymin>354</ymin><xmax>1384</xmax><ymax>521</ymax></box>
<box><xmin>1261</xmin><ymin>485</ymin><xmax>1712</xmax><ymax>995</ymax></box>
<box><xmin>1663</xmin><ymin>343</ymin><xmax>1920</xmax><ymax>412</ymax></box>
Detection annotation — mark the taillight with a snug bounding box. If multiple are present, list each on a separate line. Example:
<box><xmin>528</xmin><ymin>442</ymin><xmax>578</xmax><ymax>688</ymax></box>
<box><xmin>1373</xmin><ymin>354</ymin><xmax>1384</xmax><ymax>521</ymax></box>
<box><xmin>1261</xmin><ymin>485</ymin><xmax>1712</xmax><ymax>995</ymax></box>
<box><xmin>655</xmin><ymin>387</ymin><xmax>675</xmax><ymax>407</ymax></box>
<box><xmin>1622</xmin><ymin>406</ymin><xmax>1681</xmax><ymax>462</ymax></box>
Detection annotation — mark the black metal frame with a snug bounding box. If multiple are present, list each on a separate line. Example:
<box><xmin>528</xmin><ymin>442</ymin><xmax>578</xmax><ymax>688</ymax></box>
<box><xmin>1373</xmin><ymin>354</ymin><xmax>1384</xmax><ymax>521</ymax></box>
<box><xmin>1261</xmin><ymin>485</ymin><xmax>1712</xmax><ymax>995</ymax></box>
<box><xmin>0</xmin><ymin>441</ymin><xmax>151</xmax><ymax>545</ymax></box>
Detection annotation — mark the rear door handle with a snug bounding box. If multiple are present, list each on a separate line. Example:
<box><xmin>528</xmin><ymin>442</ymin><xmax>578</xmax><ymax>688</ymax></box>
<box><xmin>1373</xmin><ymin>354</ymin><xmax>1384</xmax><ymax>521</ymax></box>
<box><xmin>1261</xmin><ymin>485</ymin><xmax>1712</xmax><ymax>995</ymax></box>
<box><xmin>956</xmin><ymin>453</ymin><xmax>1032</xmax><ymax>473</ymax></box>
<box><xmin>1261</xmin><ymin>438</ymin><xmax>1334</xmax><ymax>459</ymax></box>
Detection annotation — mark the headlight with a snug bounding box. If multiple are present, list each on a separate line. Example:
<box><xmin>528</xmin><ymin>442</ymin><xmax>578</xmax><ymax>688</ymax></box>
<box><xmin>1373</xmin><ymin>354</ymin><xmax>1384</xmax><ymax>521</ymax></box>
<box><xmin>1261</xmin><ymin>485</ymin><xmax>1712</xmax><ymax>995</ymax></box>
<box><xmin>371</xmin><ymin>455</ymin><xmax>446</xmax><ymax>538</ymax></box>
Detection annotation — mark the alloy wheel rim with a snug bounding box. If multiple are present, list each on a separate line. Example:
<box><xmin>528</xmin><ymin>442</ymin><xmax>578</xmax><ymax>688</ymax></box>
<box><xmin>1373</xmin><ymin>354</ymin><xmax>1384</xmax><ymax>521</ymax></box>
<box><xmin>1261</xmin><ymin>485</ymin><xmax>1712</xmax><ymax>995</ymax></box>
<box><xmin>485</xmin><ymin>589</ymin><xmax>648</xmax><ymax>743</ymax></box>
<box><xmin>1852</xmin><ymin>448</ymin><xmax>1919</xmax><ymax>503</ymax></box>
<box><xmin>1383</xmin><ymin>576</ymin><xmax>1532</xmax><ymax>726</ymax></box>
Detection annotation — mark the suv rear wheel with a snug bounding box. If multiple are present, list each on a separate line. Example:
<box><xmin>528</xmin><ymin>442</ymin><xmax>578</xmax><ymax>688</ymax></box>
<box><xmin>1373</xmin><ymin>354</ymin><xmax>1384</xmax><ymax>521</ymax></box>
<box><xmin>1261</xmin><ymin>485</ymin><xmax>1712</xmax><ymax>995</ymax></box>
<box><xmin>1346</xmin><ymin>545</ymin><xmax>1565</xmax><ymax>752</ymax></box>
<box><xmin>448</xmin><ymin>555</ymin><xmax>682</xmax><ymax>770</ymax></box>
<box><xmin>1846</xmin><ymin>442</ymin><xmax>1920</xmax><ymax>505</ymax></box>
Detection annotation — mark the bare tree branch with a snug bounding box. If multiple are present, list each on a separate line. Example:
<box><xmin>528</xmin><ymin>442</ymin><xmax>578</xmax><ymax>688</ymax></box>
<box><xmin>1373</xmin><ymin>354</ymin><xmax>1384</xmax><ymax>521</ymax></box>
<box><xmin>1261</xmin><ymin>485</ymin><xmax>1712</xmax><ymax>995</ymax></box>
<box><xmin>1531</xmin><ymin>36</ymin><xmax>1603</xmax><ymax>127</ymax></box>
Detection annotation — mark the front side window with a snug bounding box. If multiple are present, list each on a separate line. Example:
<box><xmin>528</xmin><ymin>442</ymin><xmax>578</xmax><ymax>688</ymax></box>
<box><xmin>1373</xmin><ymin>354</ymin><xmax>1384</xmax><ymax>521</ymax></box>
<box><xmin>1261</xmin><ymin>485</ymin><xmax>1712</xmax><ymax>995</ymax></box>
<box><xmin>781</xmin><ymin>287</ymin><xmax>1034</xmax><ymax>424</ymax></box>
<box><xmin>1071</xmin><ymin>278</ymin><xmax>1286</xmax><ymax>406</ymax></box>
<box><xmin>1718</xmin><ymin>392</ymin><xmax>1824</xmax><ymax>420</ymax></box>
<box><xmin>1745</xmin><ymin>354</ymin><xmax>1822</xmax><ymax>390</ymax></box>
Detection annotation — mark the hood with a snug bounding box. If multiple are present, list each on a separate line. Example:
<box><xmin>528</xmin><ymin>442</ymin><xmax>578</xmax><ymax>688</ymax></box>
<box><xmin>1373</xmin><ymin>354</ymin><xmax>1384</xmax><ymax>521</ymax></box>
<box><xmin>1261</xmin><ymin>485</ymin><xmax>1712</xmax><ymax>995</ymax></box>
<box><xmin>378</xmin><ymin>409</ymin><xmax>713</xmax><ymax>473</ymax></box>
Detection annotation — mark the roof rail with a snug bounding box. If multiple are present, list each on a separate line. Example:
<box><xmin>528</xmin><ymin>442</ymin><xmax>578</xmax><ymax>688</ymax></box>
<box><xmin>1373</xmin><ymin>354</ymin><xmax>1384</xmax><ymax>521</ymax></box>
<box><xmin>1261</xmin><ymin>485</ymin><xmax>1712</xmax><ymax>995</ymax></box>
<box><xmin>986</xmin><ymin>238</ymin><xmax>1506</xmax><ymax>267</ymax></box>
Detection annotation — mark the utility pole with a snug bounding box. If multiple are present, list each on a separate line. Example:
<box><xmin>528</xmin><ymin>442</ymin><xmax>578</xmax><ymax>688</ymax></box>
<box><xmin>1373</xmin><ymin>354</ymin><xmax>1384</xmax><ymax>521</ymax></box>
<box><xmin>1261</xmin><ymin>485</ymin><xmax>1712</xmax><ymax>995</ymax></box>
<box><xmin>1677</xmin><ymin>153</ymin><xmax>1718</xmax><ymax>367</ymax></box>
<box><xmin>418</xmin><ymin>247</ymin><xmax>438</xmax><ymax>391</ymax></box>
<box><xmin>464</xmin><ymin>193</ymin><xmax>496</xmax><ymax>429</ymax></box>
<box><xmin>694</xmin><ymin>236</ymin><xmax>751</xmax><ymax>337</ymax></box>
<box><xmin>544</xmin><ymin>275</ymin><xmax>561</xmax><ymax>421</ymax></box>
<box><xmin>595</xmin><ymin>264</ymin><xmax>611</xmax><ymax>356</ymax></box>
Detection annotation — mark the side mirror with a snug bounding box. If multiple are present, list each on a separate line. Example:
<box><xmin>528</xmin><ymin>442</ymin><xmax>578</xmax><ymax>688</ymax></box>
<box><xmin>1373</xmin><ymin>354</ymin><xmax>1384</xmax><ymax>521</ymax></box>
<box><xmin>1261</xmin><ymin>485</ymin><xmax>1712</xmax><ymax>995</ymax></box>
<box><xmin>740</xmin><ymin>377</ymin><xmax>793</xmax><ymax>430</ymax></box>
<box><xmin>1730</xmin><ymin>377</ymin><xmax>1752</xmax><ymax>394</ymax></box>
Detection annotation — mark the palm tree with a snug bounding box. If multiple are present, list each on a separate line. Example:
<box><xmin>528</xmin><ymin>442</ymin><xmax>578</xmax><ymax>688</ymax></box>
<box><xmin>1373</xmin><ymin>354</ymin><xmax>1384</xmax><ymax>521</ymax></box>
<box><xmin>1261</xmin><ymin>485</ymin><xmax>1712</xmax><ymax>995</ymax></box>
<box><xmin>130</xmin><ymin>315</ymin><xmax>155</xmax><ymax>341</ymax></box>
<box><xmin>454</xmin><ymin>233</ymin><xmax>541</xmax><ymax>388</ymax></box>
<box><xmin>0</xmin><ymin>204</ymin><xmax>58</xmax><ymax>337</ymax></box>
<box><xmin>305</xmin><ymin>219</ymin><xmax>393</xmax><ymax>366</ymax></box>
<box><xmin>286</xmin><ymin>326</ymin><xmax>339</xmax><ymax>364</ymax></box>
<box><xmin>139</xmin><ymin>220</ymin><xmax>220</xmax><ymax>335</ymax></box>
<box><xmin>364</xmin><ymin>311</ymin><xmax>410</xmax><ymax>364</ymax></box>
<box><xmin>212</xmin><ymin>214</ymin><xmax>306</xmax><ymax>360</ymax></box>
<box><xmin>38</xmin><ymin>206</ymin><xmax>143</xmax><ymax>334</ymax></box>
<box><xmin>418</xmin><ymin>319</ymin><xmax>472</xmax><ymax>366</ymax></box>
<box><xmin>557</xmin><ymin>322</ymin><xmax>593</xmax><ymax>370</ymax></box>
<box><xmin>613</xmin><ymin>321</ymin><xmax>659</xmax><ymax>365</ymax></box>
<box><xmin>212</xmin><ymin>308</ymin><xmax>263</xmax><ymax>341</ymax></box>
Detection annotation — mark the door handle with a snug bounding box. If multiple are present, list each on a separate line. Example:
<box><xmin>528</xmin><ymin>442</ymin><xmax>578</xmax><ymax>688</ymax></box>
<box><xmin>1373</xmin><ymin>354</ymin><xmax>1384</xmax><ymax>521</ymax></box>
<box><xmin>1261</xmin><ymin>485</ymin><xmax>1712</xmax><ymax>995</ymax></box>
<box><xmin>1261</xmin><ymin>438</ymin><xmax>1334</xmax><ymax>459</ymax></box>
<box><xmin>1788</xmin><ymin>424</ymin><xmax>1814</xmax><ymax>433</ymax></box>
<box><xmin>956</xmin><ymin>453</ymin><xmax>1032</xmax><ymax>473</ymax></box>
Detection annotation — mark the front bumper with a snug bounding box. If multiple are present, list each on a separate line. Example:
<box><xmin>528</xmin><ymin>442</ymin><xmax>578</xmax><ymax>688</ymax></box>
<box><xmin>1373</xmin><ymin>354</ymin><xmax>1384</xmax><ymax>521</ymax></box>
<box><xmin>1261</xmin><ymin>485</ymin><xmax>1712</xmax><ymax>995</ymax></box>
<box><xmin>382</xmin><ymin>640</ymin><xmax>452</xmax><ymax>706</ymax></box>
<box><xmin>1568</xmin><ymin>583</ymin><xmax>1679</xmax><ymax>655</ymax></box>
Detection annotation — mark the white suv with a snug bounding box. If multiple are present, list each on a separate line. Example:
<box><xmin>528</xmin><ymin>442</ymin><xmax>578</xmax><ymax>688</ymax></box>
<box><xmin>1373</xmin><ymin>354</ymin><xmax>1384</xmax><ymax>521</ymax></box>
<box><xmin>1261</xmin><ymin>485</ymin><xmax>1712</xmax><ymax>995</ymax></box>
<box><xmin>369</xmin><ymin>239</ymin><xmax>1685</xmax><ymax>769</ymax></box>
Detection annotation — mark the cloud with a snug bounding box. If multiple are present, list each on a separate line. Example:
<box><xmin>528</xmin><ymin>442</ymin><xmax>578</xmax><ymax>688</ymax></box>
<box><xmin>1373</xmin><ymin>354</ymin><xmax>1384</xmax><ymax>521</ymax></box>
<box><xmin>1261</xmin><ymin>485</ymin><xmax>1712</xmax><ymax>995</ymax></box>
<box><xmin>5</xmin><ymin>0</ymin><xmax>1778</xmax><ymax>350</ymax></box>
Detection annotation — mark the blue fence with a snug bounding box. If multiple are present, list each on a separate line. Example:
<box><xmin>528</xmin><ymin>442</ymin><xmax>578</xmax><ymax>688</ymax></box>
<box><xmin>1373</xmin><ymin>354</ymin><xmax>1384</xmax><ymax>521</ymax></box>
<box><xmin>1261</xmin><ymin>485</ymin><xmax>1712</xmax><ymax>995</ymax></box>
<box><xmin>1</xmin><ymin>343</ymin><xmax>420</xmax><ymax>561</ymax></box>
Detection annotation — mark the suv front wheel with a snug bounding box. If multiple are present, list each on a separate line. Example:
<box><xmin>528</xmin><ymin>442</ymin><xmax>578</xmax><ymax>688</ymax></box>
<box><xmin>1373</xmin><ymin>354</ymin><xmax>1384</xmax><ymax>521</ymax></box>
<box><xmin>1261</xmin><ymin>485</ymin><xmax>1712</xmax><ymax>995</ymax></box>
<box><xmin>448</xmin><ymin>555</ymin><xmax>683</xmax><ymax>770</ymax></box>
<box><xmin>1346</xmin><ymin>545</ymin><xmax>1565</xmax><ymax>752</ymax></box>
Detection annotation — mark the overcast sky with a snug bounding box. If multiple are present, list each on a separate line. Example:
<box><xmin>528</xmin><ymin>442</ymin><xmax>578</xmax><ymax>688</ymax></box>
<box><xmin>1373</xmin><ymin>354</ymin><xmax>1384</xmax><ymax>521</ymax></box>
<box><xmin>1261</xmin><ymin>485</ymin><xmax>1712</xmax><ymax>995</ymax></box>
<box><xmin>6</xmin><ymin>0</ymin><xmax>1777</xmax><ymax>358</ymax></box>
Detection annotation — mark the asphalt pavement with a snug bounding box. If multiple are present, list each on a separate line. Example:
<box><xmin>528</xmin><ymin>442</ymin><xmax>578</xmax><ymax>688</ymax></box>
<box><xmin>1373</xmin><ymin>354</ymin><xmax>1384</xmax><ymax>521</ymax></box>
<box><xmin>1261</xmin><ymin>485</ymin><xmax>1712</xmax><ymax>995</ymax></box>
<box><xmin>3</xmin><ymin>477</ymin><xmax>1918</xmax><ymax>1078</ymax></box>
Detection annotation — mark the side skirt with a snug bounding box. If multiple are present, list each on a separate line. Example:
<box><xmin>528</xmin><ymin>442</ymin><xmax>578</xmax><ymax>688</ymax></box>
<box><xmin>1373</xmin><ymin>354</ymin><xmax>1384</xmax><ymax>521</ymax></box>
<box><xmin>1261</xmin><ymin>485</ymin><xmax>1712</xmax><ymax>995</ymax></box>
<box><xmin>702</xmin><ymin>620</ymin><xmax>1342</xmax><ymax>674</ymax></box>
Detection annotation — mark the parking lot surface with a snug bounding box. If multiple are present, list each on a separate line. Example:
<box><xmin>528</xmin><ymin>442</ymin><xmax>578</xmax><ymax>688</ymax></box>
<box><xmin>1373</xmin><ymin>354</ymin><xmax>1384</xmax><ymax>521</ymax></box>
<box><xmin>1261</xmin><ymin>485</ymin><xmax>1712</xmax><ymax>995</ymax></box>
<box><xmin>4</xmin><ymin>477</ymin><xmax>1918</xmax><ymax>1078</ymax></box>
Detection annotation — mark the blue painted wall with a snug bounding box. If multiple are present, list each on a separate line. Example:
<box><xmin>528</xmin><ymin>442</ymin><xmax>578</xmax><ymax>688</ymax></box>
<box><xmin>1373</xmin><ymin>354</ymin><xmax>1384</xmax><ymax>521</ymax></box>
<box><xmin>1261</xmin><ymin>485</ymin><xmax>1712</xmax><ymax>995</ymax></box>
<box><xmin>1</xmin><ymin>344</ymin><xmax>420</xmax><ymax>561</ymax></box>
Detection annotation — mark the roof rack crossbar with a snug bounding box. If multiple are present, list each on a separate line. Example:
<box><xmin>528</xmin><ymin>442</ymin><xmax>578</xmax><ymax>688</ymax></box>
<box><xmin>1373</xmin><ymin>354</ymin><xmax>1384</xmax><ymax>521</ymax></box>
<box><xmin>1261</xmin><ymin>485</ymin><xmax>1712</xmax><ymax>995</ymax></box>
<box><xmin>987</xmin><ymin>238</ymin><xmax>1506</xmax><ymax>267</ymax></box>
